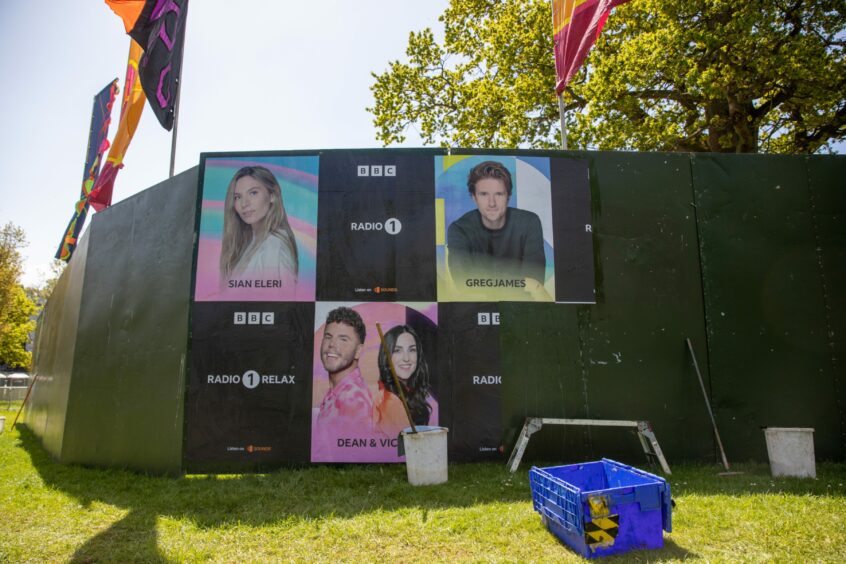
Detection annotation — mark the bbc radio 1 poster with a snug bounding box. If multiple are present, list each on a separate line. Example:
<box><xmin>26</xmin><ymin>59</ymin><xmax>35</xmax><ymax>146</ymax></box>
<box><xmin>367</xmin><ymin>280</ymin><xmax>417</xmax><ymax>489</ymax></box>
<box><xmin>310</xmin><ymin>301</ymin><xmax>439</xmax><ymax>463</ymax></box>
<box><xmin>194</xmin><ymin>155</ymin><xmax>319</xmax><ymax>302</ymax></box>
<box><xmin>315</xmin><ymin>152</ymin><xmax>436</xmax><ymax>301</ymax></box>
<box><xmin>438</xmin><ymin>302</ymin><xmax>503</xmax><ymax>461</ymax></box>
<box><xmin>184</xmin><ymin>302</ymin><xmax>315</xmax><ymax>471</ymax></box>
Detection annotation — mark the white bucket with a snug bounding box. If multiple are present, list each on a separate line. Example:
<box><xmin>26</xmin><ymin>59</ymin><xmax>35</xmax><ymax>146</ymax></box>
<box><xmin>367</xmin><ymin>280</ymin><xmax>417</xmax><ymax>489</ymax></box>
<box><xmin>402</xmin><ymin>426</ymin><xmax>448</xmax><ymax>485</ymax></box>
<box><xmin>0</xmin><ymin>416</ymin><xmax>5</xmax><ymax>434</ymax></box>
<box><xmin>763</xmin><ymin>427</ymin><xmax>816</xmax><ymax>478</ymax></box>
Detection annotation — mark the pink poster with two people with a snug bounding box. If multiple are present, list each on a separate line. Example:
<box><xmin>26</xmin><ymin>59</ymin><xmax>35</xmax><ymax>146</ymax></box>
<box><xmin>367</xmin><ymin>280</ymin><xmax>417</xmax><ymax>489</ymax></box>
<box><xmin>311</xmin><ymin>301</ymin><xmax>439</xmax><ymax>463</ymax></box>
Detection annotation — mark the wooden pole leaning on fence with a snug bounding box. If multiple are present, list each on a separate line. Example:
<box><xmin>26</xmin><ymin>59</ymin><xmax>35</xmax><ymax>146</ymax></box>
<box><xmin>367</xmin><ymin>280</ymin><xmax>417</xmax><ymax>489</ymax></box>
<box><xmin>686</xmin><ymin>337</ymin><xmax>731</xmax><ymax>471</ymax></box>
<box><xmin>376</xmin><ymin>323</ymin><xmax>418</xmax><ymax>434</ymax></box>
<box><xmin>11</xmin><ymin>375</ymin><xmax>38</xmax><ymax>431</ymax></box>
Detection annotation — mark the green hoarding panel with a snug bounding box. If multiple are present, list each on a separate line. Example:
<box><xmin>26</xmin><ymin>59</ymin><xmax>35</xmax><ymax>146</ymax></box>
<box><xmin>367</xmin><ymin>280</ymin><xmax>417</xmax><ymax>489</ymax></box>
<box><xmin>27</xmin><ymin>150</ymin><xmax>845</xmax><ymax>473</ymax></box>
<box><xmin>26</xmin><ymin>230</ymin><xmax>91</xmax><ymax>458</ymax></box>
<box><xmin>501</xmin><ymin>151</ymin><xmax>714</xmax><ymax>464</ymax></box>
<box><xmin>693</xmin><ymin>154</ymin><xmax>842</xmax><ymax>461</ymax></box>
<box><xmin>60</xmin><ymin>168</ymin><xmax>198</xmax><ymax>474</ymax></box>
<box><xmin>806</xmin><ymin>156</ymin><xmax>846</xmax><ymax>455</ymax></box>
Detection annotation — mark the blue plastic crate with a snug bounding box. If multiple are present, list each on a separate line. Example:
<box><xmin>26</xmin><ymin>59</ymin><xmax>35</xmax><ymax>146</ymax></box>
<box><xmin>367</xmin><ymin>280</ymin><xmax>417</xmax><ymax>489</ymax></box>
<box><xmin>529</xmin><ymin>458</ymin><xmax>672</xmax><ymax>558</ymax></box>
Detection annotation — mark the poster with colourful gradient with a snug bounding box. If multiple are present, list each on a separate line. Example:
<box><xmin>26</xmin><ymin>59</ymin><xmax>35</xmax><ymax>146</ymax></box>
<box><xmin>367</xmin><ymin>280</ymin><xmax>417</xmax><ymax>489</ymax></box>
<box><xmin>311</xmin><ymin>301</ymin><xmax>439</xmax><ymax>463</ymax></box>
<box><xmin>194</xmin><ymin>155</ymin><xmax>318</xmax><ymax>302</ymax></box>
<box><xmin>435</xmin><ymin>155</ymin><xmax>557</xmax><ymax>302</ymax></box>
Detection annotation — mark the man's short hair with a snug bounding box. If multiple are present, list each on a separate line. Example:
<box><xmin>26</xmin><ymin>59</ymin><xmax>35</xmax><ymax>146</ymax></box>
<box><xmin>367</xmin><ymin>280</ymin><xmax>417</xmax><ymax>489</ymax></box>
<box><xmin>325</xmin><ymin>307</ymin><xmax>366</xmax><ymax>343</ymax></box>
<box><xmin>467</xmin><ymin>160</ymin><xmax>513</xmax><ymax>197</ymax></box>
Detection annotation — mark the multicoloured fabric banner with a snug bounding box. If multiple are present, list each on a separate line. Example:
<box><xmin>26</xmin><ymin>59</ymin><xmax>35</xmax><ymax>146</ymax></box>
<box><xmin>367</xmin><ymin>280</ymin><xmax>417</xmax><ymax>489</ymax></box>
<box><xmin>552</xmin><ymin>0</ymin><xmax>632</xmax><ymax>94</ymax></box>
<box><xmin>55</xmin><ymin>80</ymin><xmax>118</xmax><ymax>261</ymax></box>
<box><xmin>105</xmin><ymin>0</ymin><xmax>189</xmax><ymax>130</ymax></box>
<box><xmin>89</xmin><ymin>40</ymin><xmax>146</xmax><ymax>211</ymax></box>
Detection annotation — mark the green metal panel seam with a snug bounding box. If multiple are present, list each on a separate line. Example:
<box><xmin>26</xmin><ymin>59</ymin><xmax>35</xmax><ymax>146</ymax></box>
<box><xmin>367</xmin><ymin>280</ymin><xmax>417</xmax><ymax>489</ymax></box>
<box><xmin>687</xmin><ymin>154</ymin><xmax>717</xmax><ymax>463</ymax></box>
<box><xmin>804</xmin><ymin>156</ymin><xmax>845</xmax><ymax>449</ymax></box>
<box><xmin>180</xmin><ymin>162</ymin><xmax>208</xmax><ymax>475</ymax></box>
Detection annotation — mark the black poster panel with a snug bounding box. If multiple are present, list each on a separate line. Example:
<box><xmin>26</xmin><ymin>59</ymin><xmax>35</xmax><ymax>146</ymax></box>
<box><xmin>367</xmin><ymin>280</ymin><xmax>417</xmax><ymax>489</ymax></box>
<box><xmin>551</xmin><ymin>158</ymin><xmax>596</xmax><ymax>303</ymax></box>
<box><xmin>184</xmin><ymin>302</ymin><xmax>314</xmax><ymax>472</ymax></box>
<box><xmin>439</xmin><ymin>302</ymin><xmax>503</xmax><ymax>461</ymax></box>
<box><xmin>316</xmin><ymin>152</ymin><xmax>436</xmax><ymax>301</ymax></box>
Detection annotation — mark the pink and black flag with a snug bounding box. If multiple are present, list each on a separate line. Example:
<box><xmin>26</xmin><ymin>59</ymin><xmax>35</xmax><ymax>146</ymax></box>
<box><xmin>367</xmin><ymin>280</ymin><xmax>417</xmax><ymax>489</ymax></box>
<box><xmin>56</xmin><ymin>81</ymin><xmax>118</xmax><ymax>261</ymax></box>
<box><xmin>105</xmin><ymin>0</ymin><xmax>189</xmax><ymax>130</ymax></box>
<box><xmin>552</xmin><ymin>0</ymin><xmax>632</xmax><ymax>94</ymax></box>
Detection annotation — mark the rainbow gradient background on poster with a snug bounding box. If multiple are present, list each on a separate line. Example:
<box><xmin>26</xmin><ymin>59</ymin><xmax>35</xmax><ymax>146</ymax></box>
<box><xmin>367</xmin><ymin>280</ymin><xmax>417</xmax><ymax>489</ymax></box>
<box><xmin>194</xmin><ymin>156</ymin><xmax>319</xmax><ymax>301</ymax></box>
<box><xmin>434</xmin><ymin>155</ymin><xmax>556</xmax><ymax>301</ymax></box>
<box><xmin>311</xmin><ymin>302</ymin><xmax>439</xmax><ymax>463</ymax></box>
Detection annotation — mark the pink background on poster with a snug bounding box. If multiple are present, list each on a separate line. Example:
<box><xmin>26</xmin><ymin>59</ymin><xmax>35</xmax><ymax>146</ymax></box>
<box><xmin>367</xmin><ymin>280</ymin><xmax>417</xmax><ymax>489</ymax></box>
<box><xmin>311</xmin><ymin>302</ymin><xmax>439</xmax><ymax>463</ymax></box>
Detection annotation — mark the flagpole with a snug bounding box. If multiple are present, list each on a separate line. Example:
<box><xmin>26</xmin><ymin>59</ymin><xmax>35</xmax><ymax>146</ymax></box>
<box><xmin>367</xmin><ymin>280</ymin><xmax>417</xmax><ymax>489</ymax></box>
<box><xmin>551</xmin><ymin>0</ymin><xmax>568</xmax><ymax>150</ymax></box>
<box><xmin>169</xmin><ymin>0</ymin><xmax>189</xmax><ymax>178</ymax></box>
<box><xmin>169</xmin><ymin>82</ymin><xmax>181</xmax><ymax>178</ymax></box>
<box><xmin>558</xmin><ymin>94</ymin><xmax>568</xmax><ymax>150</ymax></box>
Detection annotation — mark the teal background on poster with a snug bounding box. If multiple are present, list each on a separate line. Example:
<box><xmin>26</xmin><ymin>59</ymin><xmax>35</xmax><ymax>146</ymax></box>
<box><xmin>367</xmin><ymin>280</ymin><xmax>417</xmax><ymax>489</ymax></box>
<box><xmin>194</xmin><ymin>156</ymin><xmax>319</xmax><ymax>302</ymax></box>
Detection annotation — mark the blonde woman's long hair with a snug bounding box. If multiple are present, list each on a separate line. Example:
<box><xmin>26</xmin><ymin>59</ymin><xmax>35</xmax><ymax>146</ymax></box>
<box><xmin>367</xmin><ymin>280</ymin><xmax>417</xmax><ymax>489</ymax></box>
<box><xmin>219</xmin><ymin>166</ymin><xmax>299</xmax><ymax>282</ymax></box>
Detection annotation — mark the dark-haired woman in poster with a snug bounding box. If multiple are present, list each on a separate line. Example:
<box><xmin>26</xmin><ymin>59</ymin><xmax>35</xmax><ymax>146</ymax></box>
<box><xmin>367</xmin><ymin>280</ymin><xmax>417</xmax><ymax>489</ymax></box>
<box><xmin>373</xmin><ymin>325</ymin><xmax>436</xmax><ymax>438</ymax></box>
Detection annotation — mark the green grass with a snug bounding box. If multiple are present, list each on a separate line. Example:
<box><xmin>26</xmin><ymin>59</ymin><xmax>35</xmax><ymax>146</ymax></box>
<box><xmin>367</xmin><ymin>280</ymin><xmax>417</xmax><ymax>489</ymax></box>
<box><xmin>2</xmin><ymin>404</ymin><xmax>845</xmax><ymax>563</ymax></box>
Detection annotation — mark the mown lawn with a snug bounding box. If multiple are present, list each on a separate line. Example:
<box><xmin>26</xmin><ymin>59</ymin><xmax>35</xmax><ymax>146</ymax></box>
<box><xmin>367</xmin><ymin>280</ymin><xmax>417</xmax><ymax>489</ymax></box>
<box><xmin>2</xmin><ymin>404</ymin><xmax>845</xmax><ymax>562</ymax></box>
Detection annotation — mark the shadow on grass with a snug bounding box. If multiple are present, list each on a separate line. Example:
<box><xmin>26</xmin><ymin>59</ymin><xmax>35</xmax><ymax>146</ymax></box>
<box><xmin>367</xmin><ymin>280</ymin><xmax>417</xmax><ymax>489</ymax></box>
<box><xmin>593</xmin><ymin>537</ymin><xmax>698</xmax><ymax>562</ymax></box>
<box><xmin>15</xmin><ymin>428</ymin><xmax>845</xmax><ymax>562</ymax></box>
<box><xmin>15</xmin><ymin>426</ymin><xmax>532</xmax><ymax>561</ymax></box>
<box><xmin>69</xmin><ymin>510</ymin><xmax>164</xmax><ymax>564</ymax></box>
<box><xmin>538</xmin><ymin>530</ymin><xmax>697</xmax><ymax>562</ymax></box>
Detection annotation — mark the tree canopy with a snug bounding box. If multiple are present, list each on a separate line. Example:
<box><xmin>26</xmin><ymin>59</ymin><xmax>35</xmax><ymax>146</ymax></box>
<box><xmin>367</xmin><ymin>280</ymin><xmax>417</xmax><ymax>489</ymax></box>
<box><xmin>369</xmin><ymin>0</ymin><xmax>846</xmax><ymax>153</ymax></box>
<box><xmin>0</xmin><ymin>284</ymin><xmax>36</xmax><ymax>369</ymax></box>
<box><xmin>0</xmin><ymin>223</ymin><xmax>26</xmax><ymax>318</ymax></box>
<box><xmin>1</xmin><ymin>223</ymin><xmax>38</xmax><ymax>369</ymax></box>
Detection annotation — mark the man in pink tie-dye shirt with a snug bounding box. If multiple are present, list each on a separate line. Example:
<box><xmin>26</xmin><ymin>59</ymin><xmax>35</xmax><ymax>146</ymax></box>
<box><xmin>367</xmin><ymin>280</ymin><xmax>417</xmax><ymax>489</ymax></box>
<box><xmin>313</xmin><ymin>307</ymin><xmax>374</xmax><ymax>460</ymax></box>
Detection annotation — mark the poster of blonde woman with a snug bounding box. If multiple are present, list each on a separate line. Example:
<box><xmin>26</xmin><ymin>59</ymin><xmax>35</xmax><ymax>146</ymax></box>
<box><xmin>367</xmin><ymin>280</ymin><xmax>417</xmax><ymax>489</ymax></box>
<box><xmin>194</xmin><ymin>155</ymin><xmax>318</xmax><ymax>301</ymax></box>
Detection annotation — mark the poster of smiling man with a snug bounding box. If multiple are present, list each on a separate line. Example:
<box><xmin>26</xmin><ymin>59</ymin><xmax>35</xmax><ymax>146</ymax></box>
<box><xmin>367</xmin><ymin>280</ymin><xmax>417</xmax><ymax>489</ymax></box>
<box><xmin>194</xmin><ymin>155</ymin><xmax>319</xmax><ymax>302</ymax></box>
<box><xmin>436</xmin><ymin>155</ymin><xmax>557</xmax><ymax>302</ymax></box>
<box><xmin>311</xmin><ymin>301</ymin><xmax>439</xmax><ymax>463</ymax></box>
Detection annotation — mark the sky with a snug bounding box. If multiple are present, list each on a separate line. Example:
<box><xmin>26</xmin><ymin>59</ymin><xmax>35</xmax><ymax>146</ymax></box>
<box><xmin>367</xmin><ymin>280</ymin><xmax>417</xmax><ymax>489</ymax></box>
<box><xmin>0</xmin><ymin>1</ymin><xmax>449</xmax><ymax>287</ymax></box>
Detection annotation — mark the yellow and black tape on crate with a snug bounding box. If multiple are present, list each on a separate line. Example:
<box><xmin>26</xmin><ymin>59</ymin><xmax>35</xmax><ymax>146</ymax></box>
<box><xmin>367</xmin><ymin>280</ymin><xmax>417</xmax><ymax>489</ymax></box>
<box><xmin>584</xmin><ymin>515</ymin><xmax>620</xmax><ymax>547</ymax></box>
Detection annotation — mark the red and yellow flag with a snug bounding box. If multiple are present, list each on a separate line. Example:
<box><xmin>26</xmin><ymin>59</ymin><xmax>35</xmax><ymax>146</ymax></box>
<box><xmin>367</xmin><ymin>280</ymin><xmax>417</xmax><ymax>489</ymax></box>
<box><xmin>89</xmin><ymin>40</ymin><xmax>146</xmax><ymax>211</ymax></box>
<box><xmin>552</xmin><ymin>0</ymin><xmax>632</xmax><ymax>94</ymax></box>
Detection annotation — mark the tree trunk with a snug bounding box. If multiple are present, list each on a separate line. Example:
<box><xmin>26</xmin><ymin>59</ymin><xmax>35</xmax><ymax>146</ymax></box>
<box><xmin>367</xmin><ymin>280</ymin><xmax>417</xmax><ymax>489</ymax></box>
<box><xmin>706</xmin><ymin>99</ymin><xmax>759</xmax><ymax>153</ymax></box>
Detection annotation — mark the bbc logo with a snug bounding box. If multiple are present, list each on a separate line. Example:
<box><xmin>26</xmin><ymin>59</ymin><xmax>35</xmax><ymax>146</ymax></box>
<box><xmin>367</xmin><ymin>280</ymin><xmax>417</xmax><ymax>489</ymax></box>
<box><xmin>477</xmin><ymin>312</ymin><xmax>500</xmax><ymax>326</ymax></box>
<box><xmin>357</xmin><ymin>165</ymin><xmax>396</xmax><ymax>177</ymax></box>
<box><xmin>234</xmin><ymin>312</ymin><xmax>275</xmax><ymax>325</ymax></box>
